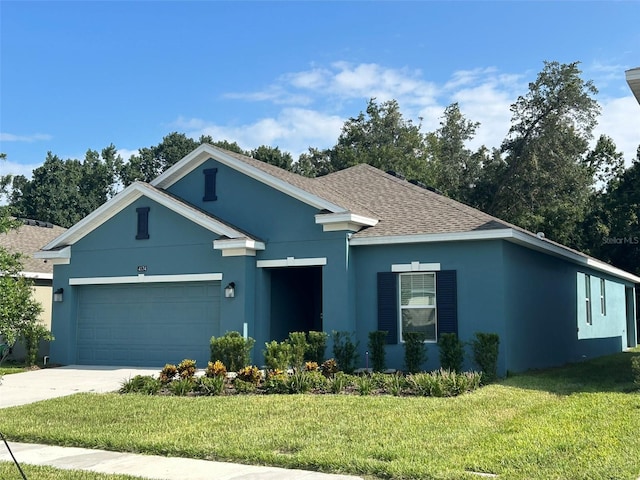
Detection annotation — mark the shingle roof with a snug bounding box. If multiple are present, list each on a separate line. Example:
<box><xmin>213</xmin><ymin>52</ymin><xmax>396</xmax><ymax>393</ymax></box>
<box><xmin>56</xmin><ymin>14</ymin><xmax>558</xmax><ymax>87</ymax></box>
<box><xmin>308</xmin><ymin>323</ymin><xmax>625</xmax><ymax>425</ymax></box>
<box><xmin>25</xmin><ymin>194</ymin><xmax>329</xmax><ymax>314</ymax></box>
<box><xmin>0</xmin><ymin>220</ymin><xmax>67</xmax><ymax>275</ymax></box>
<box><xmin>314</xmin><ymin>164</ymin><xmax>509</xmax><ymax>237</ymax></box>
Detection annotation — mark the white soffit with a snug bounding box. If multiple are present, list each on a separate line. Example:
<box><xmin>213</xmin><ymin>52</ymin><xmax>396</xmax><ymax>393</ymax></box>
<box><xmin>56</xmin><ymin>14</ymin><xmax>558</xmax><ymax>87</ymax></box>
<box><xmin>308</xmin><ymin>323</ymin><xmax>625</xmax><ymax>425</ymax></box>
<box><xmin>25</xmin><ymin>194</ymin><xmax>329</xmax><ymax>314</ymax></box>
<box><xmin>315</xmin><ymin>212</ymin><xmax>379</xmax><ymax>232</ymax></box>
<box><xmin>151</xmin><ymin>144</ymin><xmax>346</xmax><ymax>213</ymax></box>
<box><xmin>257</xmin><ymin>257</ymin><xmax>328</xmax><ymax>268</ymax></box>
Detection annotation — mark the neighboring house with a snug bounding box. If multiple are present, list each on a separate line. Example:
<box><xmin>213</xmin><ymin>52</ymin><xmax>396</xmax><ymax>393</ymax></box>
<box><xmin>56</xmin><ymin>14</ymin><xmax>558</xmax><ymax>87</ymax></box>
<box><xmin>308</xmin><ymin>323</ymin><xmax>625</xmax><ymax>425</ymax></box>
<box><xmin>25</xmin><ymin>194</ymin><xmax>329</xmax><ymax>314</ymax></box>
<box><xmin>626</xmin><ymin>67</ymin><xmax>640</xmax><ymax>104</ymax></box>
<box><xmin>0</xmin><ymin>219</ymin><xmax>67</xmax><ymax>359</ymax></box>
<box><xmin>37</xmin><ymin>144</ymin><xmax>639</xmax><ymax>374</ymax></box>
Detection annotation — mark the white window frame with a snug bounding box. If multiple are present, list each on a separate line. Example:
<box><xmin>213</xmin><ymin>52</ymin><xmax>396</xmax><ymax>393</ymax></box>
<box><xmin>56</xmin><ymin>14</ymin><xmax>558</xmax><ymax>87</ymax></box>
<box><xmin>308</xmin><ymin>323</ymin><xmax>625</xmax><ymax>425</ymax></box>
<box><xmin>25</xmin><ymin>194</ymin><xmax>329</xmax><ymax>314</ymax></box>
<box><xmin>585</xmin><ymin>274</ymin><xmax>592</xmax><ymax>325</ymax></box>
<box><xmin>600</xmin><ymin>278</ymin><xmax>606</xmax><ymax>316</ymax></box>
<box><xmin>399</xmin><ymin>272</ymin><xmax>437</xmax><ymax>343</ymax></box>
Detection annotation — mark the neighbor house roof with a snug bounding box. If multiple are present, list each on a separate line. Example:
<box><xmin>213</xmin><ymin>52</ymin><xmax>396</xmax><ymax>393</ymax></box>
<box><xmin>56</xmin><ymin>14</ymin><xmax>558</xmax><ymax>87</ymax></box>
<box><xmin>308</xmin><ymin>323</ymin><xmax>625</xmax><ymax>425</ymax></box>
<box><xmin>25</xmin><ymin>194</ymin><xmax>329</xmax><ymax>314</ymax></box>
<box><xmin>626</xmin><ymin>67</ymin><xmax>640</xmax><ymax>105</ymax></box>
<box><xmin>0</xmin><ymin>219</ymin><xmax>67</xmax><ymax>279</ymax></box>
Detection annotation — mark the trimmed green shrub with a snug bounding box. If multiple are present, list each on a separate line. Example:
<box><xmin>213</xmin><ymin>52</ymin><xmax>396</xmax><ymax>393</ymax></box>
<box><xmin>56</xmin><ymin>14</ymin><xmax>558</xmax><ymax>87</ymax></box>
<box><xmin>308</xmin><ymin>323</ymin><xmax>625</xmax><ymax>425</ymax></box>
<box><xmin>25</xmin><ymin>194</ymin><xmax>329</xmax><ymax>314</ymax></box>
<box><xmin>119</xmin><ymin>375</ymin><xmax>161</xmax><ymax>395</ymax></box>
<box><xmin>368</xmin><ymin>330</ymin><xmax>387</xmax><ymax>372</ymax></box>
<box><xmin>210</xmin><ymin>331</ymin><xmax>255</xmax><ymax>372</ymax></box>
<box><xmin>438</xmin><ymin>333</ymin><xmax>464</xmax><ymax>372</ymax></box>
<box><xmin>177</xmin><ymin>359</ymin><xmax>197</xmax><ymax>379</ymax></box>
<box><xmin>159</xmin><ymin>364</ymin><xmax>177</xmax><ymax>384</ymax></box>
<box><xmin>306</xmin><ymin>331</ymin><xmax>328</xmax><ymax>364</ymax></box>
<box><xmin>23</xmin><ymin>323</ymin><xmax>53</xmax><ymax>367</ymax></box>
<box><xmin>288</xmin><ymin>332</ymin><xmax>308</xmax><ymax>370</ymax></box>
<box><xmin>196</xmin><ymin>376</ymin><xmax>225</xmax><ymax>396</ymax></box>
<box><xmin>632</xmin><ymin>356</ymin><xmax>640</xmax><ymax>386</ymax></box>
<box><xmin>403</xmin><ymin>332</ymin><xmax>427</xmax><ymax>374</ymax></box>
<box><xmin>332</xmin><ymin>331</ymin><xmax>359</xmax><ymax>374</ymax></box>
<box><xmin>263</xmin><ymin>340</ymin><xmax>291</xmax><ymax>371</ymax></box>
<box><xmin>264</xmin><ymin>370</ymin><xmax>289</xmax><ymax>394</ymax></box>
<box><xmin>234</xmin><ymin>379</ymin><xmax>256</xmax><ymax>394</ymax></box>
<box><xmin>471</xmin><ymin>332</ymin><xmax>500</xmax><ymax>383</ymax></box>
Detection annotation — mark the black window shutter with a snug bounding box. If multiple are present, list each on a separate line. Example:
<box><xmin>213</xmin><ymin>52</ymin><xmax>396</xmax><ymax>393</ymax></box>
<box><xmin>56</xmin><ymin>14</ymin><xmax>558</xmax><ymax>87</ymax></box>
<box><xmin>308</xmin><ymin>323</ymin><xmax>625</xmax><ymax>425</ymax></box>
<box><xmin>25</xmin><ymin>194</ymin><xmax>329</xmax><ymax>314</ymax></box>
<box><xmin>377</xmin><ymin>272</ymin><xmax>398</xmax><ymax>344</ymax></box>
<box><xmin>136</xmin><ymin>207</ymin><xmax>150</xmax><ymax>240</ymax></box>
<box><xmin>203</xmin><ymin>168</ymin><xmax>218</xmax><ymax>201</ymax></box>
<box><xmin>436</xmin><ymin>270</ymin><xmax>457</xmax><ymax>338</ymax></box>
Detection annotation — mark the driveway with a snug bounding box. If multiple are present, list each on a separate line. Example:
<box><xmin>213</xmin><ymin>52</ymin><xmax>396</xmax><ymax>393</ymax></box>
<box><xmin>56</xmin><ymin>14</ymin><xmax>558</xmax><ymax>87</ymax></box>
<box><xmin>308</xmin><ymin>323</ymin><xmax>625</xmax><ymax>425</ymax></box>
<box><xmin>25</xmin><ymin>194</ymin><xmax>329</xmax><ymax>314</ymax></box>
<box><xmin>0</xmin><ymin>365</ymin><xmax>158</xmax><ymax>408</ymax></box>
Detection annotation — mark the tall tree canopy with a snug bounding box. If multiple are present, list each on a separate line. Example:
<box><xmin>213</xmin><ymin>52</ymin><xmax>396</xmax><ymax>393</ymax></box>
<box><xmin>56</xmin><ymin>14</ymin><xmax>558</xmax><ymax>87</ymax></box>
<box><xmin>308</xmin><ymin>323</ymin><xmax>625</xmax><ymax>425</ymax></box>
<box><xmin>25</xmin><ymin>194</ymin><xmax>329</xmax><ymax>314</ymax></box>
<box><xmin>10</xmin><ymin>146</ymin><xmax>121</xmax><ymax>228</ymax></box>
<box><xmin>484</xmin><ymin>61</ymin><xmax>600</xmax><ymax>246</ymax></box>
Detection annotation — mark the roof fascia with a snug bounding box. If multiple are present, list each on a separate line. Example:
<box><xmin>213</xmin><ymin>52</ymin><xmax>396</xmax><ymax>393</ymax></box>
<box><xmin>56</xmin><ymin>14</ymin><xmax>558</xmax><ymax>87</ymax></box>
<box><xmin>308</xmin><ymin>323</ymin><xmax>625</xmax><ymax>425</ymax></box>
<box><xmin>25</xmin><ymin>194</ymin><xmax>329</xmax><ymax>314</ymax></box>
<box><xmin>151</xmin><ymin>144</ymin><xmax>345</xmax><ymax>212</ymax></box>
<box><xmin>350</xmin><ymin>229</ymin><xmax>640</xmax><ymax>283</ymax></box>
<box><xmin>39</xmin><ymin>183</ymin><xmax>249</xmax><ymax>251</ymax></box>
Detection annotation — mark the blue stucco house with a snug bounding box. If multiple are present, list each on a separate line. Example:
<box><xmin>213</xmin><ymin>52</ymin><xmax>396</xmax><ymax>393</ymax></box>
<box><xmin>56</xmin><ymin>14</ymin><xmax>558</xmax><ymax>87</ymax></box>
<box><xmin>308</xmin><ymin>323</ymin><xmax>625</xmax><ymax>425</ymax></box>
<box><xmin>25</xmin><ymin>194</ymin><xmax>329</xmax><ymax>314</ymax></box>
<box><xmin>36</xmin><ymin>144</ymin><xmax>639</xmax><ymax>374</ymax></box>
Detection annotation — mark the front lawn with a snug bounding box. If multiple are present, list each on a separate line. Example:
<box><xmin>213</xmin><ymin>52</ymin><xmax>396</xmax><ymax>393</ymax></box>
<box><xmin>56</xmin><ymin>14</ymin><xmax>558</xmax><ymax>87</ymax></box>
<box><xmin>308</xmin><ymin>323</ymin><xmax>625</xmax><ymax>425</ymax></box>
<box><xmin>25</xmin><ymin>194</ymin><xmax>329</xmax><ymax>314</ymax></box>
<box><xmin>0</xmin><ymin>461</ymin><xmax>145</xmax><ymax>479</ymax></box>
<box><xmin>0</xmin><ymin>350</ymin><xmax>638</xmax><ymax>480</ymax></box>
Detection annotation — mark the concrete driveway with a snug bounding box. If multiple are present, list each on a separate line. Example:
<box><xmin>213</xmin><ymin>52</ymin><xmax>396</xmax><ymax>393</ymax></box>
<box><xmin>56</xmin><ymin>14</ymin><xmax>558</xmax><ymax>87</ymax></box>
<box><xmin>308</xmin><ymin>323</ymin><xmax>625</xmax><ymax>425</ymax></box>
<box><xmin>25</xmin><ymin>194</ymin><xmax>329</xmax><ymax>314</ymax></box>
<box><xmin>0</xmin><ymin>365</ymin><xmax>159</xmax><ymax>408</ymax></box>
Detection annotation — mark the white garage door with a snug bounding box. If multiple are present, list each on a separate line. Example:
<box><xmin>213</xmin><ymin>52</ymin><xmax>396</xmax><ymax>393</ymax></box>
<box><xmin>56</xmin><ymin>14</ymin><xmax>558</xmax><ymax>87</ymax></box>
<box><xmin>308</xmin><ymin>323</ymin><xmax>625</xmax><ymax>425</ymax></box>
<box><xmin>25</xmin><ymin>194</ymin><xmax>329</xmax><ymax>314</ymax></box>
<box><xmin>76</xmin><ymin>282</ymin><xmax>220</xmax><ymax>367</ymax></box>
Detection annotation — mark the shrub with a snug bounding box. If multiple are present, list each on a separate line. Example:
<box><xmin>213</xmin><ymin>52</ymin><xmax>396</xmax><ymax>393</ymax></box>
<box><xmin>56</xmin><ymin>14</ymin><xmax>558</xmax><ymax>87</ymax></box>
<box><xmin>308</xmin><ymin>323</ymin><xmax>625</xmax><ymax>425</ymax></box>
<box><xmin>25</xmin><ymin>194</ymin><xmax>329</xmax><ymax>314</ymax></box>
<box><xmin>169</xmin><ymin>378</ymin><xmax>194</xmax><ymax>396</ymax></box>
<box><xmin>305</xmin><ymin>361</ymin><xmax>319</xmax><ymax>372</ymax></box>
<box><xmin>306</xmin><ymin>331</ymin><xmax>328</xmax><ymax>364</ymax></box>
<box><xmin>210</xmin><ymin>331</ymin><xmax>255</xmax><ymax>372</ymax></box>
<box><xmin>159</xmin><ymin>364</ymin><xmax>178</xmax><ymax>384</ymax></box>
<box><xmin>205</xmin><ymin>360</ymin><xmax>227</xmax><ymax>378</ymax></box>
<box><xmin>471</xmin><ymin>332</ymin><xmax>500</xmax><ymax>383</ymax></box>
<box><xmin>236</xmin><ymin>365</ymin><xmax>261</xmax><ymax>385</ymax></box>
<box><xmin>287</xmin><ymin>370</ymin><xmax>314</xmax><ymax>393</ymax></box>
<box><xmin>320</xmin><ymin>358</ymin><xmax>339</xmax><ymax>378</ymax></box>
<box><xmin>382</xmin><ymin>373</ymin><xmax>407</xmax><ymax>396</ymax></box>
<box><xmin>288</xmin><ymin>332</ymin><xmax>308</xmax><ymax>370</ymax></box>
<box><xmin>407</xmin><ymin>369</ymin><xmax>482</xmax><ymax>397</ymax></box>
<box><xmin>356</xmin><ymin>374</ymin><xmax>373</xmax><ymax>396</ymax></box>
<box><xmin>264</xmin><ymin>371</ymin><xmax>289</xmax><ymax>394</ymax></box>
<box><xmin>23</xmin><ymin>323</ymin><xmax>53</xmax><ymax>367</ymax></box>
<box><xmin>196</xmin><ymin>376</ymin><xmax>225</xmax><ymax>396</ymax></box>
<box><xmin>177</xmin><ymin>359</ymin><xmax>197</xmax><ymax>379</ymax></box>
<box><xmin>367</xmin><ymin>330</ymin><xmax>387</xmax><ymax>372</ymax></box>
<box><xmin>328</xmin><ymin>372</ymin><xmax>350</xmax><ymax>394</ymax></box>
<box><xmin>263</xmin><ymin>340</ymin><xmax>291</xmax><ymax>371</ymax></box>
<box><xmin>119</xmin><ymin>375</ymin><xmax>161</xmax><ymax>395</ymax></box>
<box><xmin>632</xmin><ymin>356</ymin><xmax>640</xmax><ymax>386</ymax></box>
<box><xmin>403</xmin><ymin>332</ymin><xmax>427</xmax><ymax>374</ymax></box>
<box><xmin>234</xmin><ymin>379</ymin><xmax>256</xmax><ymax>394</ymax></box>
<box><xmin>332</xmin><ymin>331</ymin><xmax>359</xmax><ymax>374</ymax></box>
<box><xmin>438</xmin><ymin>333</ymin><xmax>464</xmax><ymax>372</ymax></box>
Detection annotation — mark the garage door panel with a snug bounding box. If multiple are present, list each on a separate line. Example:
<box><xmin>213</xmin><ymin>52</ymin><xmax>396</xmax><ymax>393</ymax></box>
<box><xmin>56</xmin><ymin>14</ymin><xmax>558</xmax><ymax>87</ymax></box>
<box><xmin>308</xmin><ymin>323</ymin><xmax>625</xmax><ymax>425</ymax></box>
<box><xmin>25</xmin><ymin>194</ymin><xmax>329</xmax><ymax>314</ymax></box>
<box><xmin>76</xmin><ymin>282</ymin><xmax>220</xmax><ymax>367</ymax></box>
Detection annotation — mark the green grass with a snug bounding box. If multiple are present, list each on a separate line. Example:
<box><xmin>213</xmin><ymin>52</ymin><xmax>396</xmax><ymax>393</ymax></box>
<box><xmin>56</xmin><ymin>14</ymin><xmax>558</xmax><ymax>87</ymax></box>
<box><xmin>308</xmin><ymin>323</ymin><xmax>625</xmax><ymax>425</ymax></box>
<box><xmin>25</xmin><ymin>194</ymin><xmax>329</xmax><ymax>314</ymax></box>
<box><xmin>0</xmin><ymin>362</ymin><xmax>28</xmax><ymax>375</ymax></box>
<box><xmin>0</xmin><ymin>461</ymin><xmax>146</xmax><ymax>479</ymax></box>
<box><xmin>0</xmin><ymin>350</ymin><xmax>639</xmax><ymax>480</ymax></box>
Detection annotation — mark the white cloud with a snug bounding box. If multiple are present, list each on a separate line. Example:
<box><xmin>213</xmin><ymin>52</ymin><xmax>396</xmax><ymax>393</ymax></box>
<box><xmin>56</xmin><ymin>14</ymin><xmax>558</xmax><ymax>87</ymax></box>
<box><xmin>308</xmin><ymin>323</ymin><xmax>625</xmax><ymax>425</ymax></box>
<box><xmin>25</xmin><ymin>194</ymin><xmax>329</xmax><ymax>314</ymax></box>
<box><xmin>0</xmin><ymin>160</ymin><xmax>39</xmax><ymax>179</ymax></box>
<box><xmin>116</xmin><ymin>148</ymin><xmax>139</xmax><ymax>161</ymax></box>
<box><xmin>0</xmin><ymin>132</ymin><xmax>53</xmax><ymax>142</ymax></box>
<box><xmin>595</xmin><ymin>95</ymin><xmax>640</xmax><ymax>167</ymax></box>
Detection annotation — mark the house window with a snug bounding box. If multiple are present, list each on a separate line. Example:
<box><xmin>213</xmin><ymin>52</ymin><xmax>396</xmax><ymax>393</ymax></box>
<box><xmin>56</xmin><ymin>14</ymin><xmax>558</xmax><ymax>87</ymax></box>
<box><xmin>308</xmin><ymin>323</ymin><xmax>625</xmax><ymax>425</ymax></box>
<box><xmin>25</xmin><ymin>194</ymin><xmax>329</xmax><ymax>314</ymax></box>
<box><xmin>585</xmin><ymin>274</ymin><xmax>592</xmax><ymax>325</ymax></box>
<box><xmin>136</xmin><ymin>207</ymin><xmax>150</xmax><ymax>240</ymax></box>
<box><xmin>399</xmin><ymin>272</ymin><xmax>437</xmax><ymax>342</ymax></box>
<box><xmin>203</xmin><ymin>168</ymin><xmax>218</xmax><ymax>202</ymax></box>
<box><xmin>600</xmin><ymin>278</ymin><xmax>606</xmax><ymax>316</ymax></box>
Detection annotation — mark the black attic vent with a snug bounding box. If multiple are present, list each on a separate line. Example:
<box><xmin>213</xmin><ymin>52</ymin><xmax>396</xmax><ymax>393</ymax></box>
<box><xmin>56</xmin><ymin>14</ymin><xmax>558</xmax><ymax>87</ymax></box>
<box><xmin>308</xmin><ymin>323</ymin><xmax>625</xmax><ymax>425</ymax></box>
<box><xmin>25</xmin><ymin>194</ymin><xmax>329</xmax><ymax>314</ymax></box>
<box><xmin>386</xmin><ymin>170</ymin><xmax>405</xmax><ymax>180</ymax></box>
<box><xmin>21</xmin><ymin>219</ymin><xmax>53</xmax><ymax>228</ymax></box>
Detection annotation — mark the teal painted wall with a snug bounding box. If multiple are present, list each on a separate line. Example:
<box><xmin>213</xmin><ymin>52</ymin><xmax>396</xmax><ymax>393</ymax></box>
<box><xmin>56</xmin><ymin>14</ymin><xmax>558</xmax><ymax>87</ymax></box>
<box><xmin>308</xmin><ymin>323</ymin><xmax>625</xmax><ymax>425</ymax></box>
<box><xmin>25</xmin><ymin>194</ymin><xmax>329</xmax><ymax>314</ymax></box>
<box><xmin>351</xmin><ymin>240</ymin><xmax>508</xmax><ymax>374</ymax></box>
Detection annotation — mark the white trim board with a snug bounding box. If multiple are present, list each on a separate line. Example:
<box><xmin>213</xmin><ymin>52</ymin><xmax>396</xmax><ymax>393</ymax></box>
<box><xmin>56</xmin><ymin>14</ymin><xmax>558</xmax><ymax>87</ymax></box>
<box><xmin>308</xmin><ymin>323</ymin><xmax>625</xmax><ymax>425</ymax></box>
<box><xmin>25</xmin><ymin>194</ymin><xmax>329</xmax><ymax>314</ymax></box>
<box><xmin>69</xmin><ymin>273</ymin><xmax>223</xmax><ymax>286</ymax></box>
<box><xmin>392</xmin><ymin>262</ymin><xmax>441</xmax><ymax>272</ymax></box>
<box><xmin>257</xmin><ymin>257</ymin><xmax>327</xmax><ymax>268</ymax></box>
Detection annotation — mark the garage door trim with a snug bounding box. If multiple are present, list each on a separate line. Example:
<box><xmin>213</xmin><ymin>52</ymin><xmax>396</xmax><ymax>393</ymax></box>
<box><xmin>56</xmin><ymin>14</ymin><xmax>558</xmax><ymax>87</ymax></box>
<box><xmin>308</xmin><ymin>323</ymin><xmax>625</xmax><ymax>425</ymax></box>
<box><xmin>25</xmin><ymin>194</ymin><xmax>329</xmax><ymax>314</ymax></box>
<box><xmin>70</xmin><ymin>272</ymin><xmax>223</xmax><ymax>285</ymax></box>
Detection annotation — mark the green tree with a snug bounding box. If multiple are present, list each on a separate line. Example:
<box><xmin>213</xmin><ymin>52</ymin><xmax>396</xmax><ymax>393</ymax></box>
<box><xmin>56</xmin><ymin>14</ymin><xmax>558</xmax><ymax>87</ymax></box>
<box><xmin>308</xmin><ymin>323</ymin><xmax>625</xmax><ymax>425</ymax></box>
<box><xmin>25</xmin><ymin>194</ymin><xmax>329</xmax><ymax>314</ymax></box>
<box><xmin>119</xmin><ymin>132</ymin><xmax>201</xmax><ymax>186</ymax></box>
<box><xmin>425</xmin><ymin>103</ymin><xmax>483</xmax><ymax>202</ymax></box>
<box><xmin>251</xmin><ymin>145</ymin><xmax>293</xmax><ymax>170</ymax></box>
<box><xmin>0</xmin><ymin>155</ymin><xmax>45</xmax><ymax>361</ymax></box>
<box><xmin>292</xmin><ymin>147</ymin><xmax>334</xmax><ymax>178</ymax></box>
<box><xmin>329</xmin><ymin>98</ymin><xmax>429</xmax><ymax>182</ymax></box>
<box><xmin>485</xmin><ymin>61</ymin><xmax>600</xmax><ymax>246</ymax></box>
<box><xmin>10</xmin><ymin>146</ymin><xmax>121</xmax><ymax>228</ymax></box>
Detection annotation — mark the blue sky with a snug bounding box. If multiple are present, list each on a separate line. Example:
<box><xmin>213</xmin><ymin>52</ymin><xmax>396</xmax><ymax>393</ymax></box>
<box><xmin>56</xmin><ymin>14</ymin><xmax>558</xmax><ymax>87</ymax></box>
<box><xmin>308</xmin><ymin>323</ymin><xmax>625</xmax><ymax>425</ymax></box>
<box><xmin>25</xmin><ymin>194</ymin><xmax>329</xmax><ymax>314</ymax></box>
<box><xmin>1</xmin><ymin>1</ymin><xmax>639</xmax><ymax>182</ymax></box>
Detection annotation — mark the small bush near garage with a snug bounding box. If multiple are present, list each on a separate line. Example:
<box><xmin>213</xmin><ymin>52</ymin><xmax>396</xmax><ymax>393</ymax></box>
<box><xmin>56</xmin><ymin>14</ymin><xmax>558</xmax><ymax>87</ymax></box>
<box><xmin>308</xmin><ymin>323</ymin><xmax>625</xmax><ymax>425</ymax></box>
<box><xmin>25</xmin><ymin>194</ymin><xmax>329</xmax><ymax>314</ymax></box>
<box><xmin>177</xmin><ymin>359</ymin><xmax>197</xmax><ymax>379</ymax></box>
<box><xmin>119</xmin><ymin>375</ymin><xmax>161</xmax><ymax>395</ymax></box>
<box><xmin>210</xmin><ymin>331</ymin><xmax>255</xmax><ymax>372</ymax></box>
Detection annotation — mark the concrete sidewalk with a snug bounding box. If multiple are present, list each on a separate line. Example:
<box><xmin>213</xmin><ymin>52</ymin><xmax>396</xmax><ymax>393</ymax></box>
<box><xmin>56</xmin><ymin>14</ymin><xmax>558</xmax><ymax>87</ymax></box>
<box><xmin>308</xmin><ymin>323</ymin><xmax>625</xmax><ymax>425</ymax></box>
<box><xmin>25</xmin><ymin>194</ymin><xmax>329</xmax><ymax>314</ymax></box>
<box><xmin>0</xmin><ymin>442</ymin><xmax>362</xmax><ymax>480</ymax></box>
<box><xmin>0</xmin><ymin>367</ymin><xmax>364</xmax><ymax>479</ymax></box>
